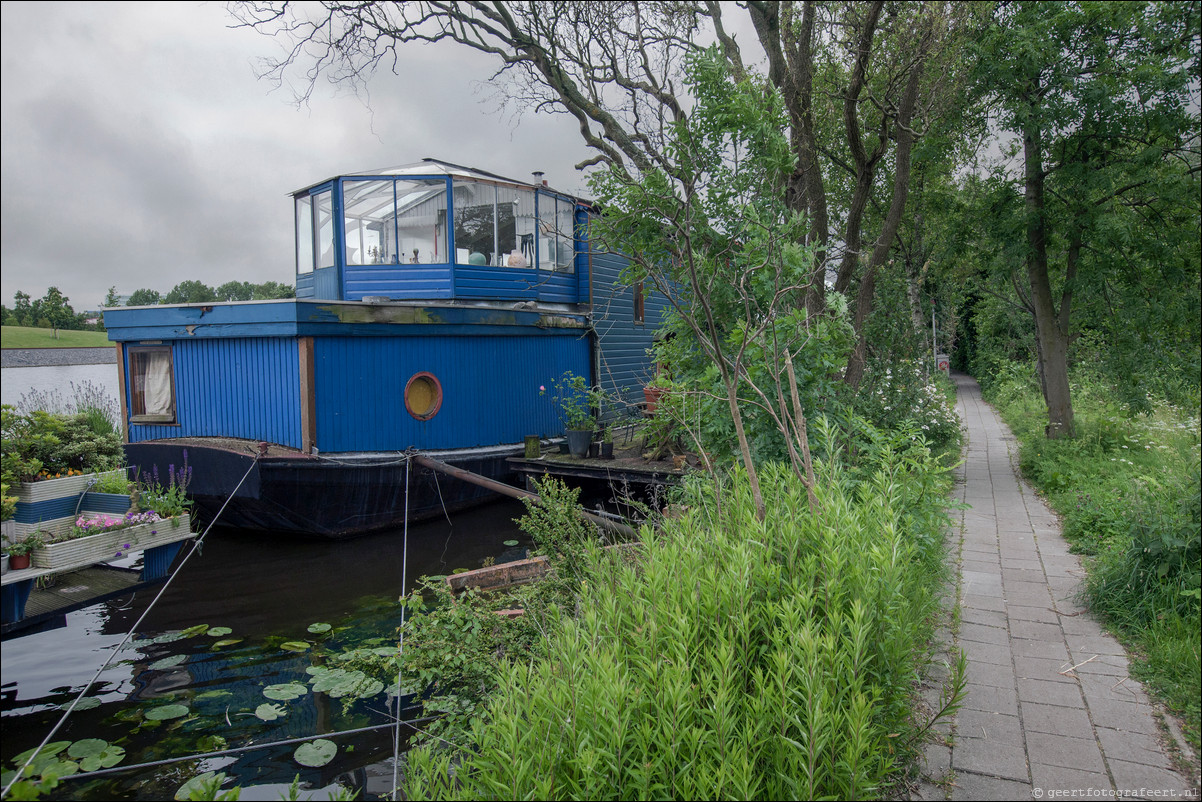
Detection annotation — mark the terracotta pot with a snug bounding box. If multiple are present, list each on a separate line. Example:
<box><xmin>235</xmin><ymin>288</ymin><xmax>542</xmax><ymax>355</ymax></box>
<box><xmin>9</xmin><ymin>553</ymin><xmax>30</xmax><ymax>571</ymax></box>
<box><xmin>643</xmin><ymin>386</ymin><xmax>666</xmax><ymax>414</ymax></box>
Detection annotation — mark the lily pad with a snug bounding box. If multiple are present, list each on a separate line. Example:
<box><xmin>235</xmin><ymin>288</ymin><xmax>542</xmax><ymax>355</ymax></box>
<box><xmin>149</xmin><ymin>654</ymin><xmax>187</xmax><ymax>670</ymax></box>
<box><xmin>179</xmin><ymin>624</ymin><xmax>209</xmax><ymax>638</ymax></box>
<box><xmin>60</xmin><ymin>696</ymin><xmax>102</xmax><ymax>712</ymax></box>
<box><xmin>67</xmin><ymin>739</ymin><xmax>109</xmax><ymax>759</ymax></box>
<box><xmin>206</xmin><ymin>627</ymin><xmax>233</xmax><ymax>637</ymax></box>
<box><xmin>293</xmin><ymin>739</ymin><xmax>337</xmax><ymax>768</ymax></box>
<box><xmin>79</xmin><ymin>745</ymin><xmax>125</xmax><ymax>772</ymax></box>
<box><xmin>211</xmin><ymin>638</ymin><xmax>243</xmax><ymax>648</ymax></box>
<box><xmin>263</xmin><ymin>682</ymin><xmax>308</xmax><ymax>701</ymax></box>
<box><xmin>151</xmin><ymin>631</ymin><xmax>186</xmax><ymax>644</ymax></box>
<box><xmin>144</xmin><ymin>704</ymin><xmax>189</xmax><ymax>721</ymax></box>
<box><xmin>254</xmin><ymin>703</ymin><xmax>287</xmax><ymax>722</ymax></box>
<box><xmin>279</xmin><ymin>641</ymin><xmax>310</xmax><ymax>652</ymax></box>
<box><xmin>11</xmin><ymin>741</ymin><xmax>71</xmax><ymax>767</ymax></box>
<box><xmin>502</xmin><ymin>539</ymin><xmax>519</xmax><ymax>547</ymax></box>
<box><xmin>307</xmin><ymin>622</ymin><xmax>332</xmax><ymax>634</ymax></box>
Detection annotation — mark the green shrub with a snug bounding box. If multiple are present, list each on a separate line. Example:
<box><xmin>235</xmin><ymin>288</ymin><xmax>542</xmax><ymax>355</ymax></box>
<box><xmin>402</xmin><ymin>446</ymin><xmax>959</xmax><ymax>800</ymax></box>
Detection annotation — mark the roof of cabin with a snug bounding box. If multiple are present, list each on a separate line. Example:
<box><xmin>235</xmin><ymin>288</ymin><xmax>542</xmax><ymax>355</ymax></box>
<box><xmin>292</xmin><ymin>157</ymin><xmax>580</xmax><ymax>200</ymax></box>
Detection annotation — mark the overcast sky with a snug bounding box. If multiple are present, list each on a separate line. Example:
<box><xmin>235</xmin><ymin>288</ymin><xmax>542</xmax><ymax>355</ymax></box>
<box><xmin>1</xmin><ymin>1</ymin><xmax>601</xmax><ymax>310</ymax></box>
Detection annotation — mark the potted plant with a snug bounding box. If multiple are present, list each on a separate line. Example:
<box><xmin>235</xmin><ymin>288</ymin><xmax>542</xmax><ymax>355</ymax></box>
<box><xmin>542</xmin><ymin>372</ymin><xmax>597</xmax><ymax>458</ymax></box>
<box><xmin>643</xmin><ymin>376</ymin><xmax>673</xmax><ymax>415</ymax></box>
<box><xmin>5</xmin><ymin>531</ymin><xmax>45</xmax><ymax>571</ymax></box>
<box><xmin>600</xmin><ymin>425</ymin><xmax>615</xmax><ymax>460</ymax></box>
<box><xmin>33</xmin><ymin>510</ymin><xmax>192</xmax><ymax>570</ymax></box>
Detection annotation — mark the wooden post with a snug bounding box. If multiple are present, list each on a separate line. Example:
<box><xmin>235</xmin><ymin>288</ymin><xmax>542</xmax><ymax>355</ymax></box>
<box><xmin>114</xmin><ymin>342</ymin><xmax>129</xmax><ymax>444</ymax></box>
<box><xmin>298</xmin><ymin>337</ymin><xmax>316</xmax><ymax>453</ymax></box>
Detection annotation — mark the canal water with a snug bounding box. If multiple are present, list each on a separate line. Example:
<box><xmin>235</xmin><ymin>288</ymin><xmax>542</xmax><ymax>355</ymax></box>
<box><xmin>1</xmin><ymin>362</ymin><xmax>535</xmax><ymax>800</ymax></box>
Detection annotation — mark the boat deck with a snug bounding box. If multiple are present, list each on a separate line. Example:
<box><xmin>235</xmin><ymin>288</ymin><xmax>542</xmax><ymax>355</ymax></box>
<box><xmin>1</xmin><ymin>565</ymin><xmax>148</xmax><ymax>638</ymax></box>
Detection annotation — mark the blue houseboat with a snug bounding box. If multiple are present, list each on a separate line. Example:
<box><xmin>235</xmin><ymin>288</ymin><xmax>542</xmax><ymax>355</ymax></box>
<box><xmin>103</xmin><ymin>159</ymin><xmax>667</xmax><ymax>537</ymax></box>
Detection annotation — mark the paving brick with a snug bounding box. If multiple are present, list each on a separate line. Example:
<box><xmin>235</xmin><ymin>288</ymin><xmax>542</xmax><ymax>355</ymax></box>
<box><xmin>1011</xmin><ymin>637</ymin><xmax>1070</xmax><ymax>662</ymax></box>
<box><xmin>961</xmin><ymin>639</ymin><xmax>1013</xmax><ymax>667</ymax></box>
<box><xmin>1057</xmin><ymin>614</ymin><xmax>1105</xmax><ymax>637</ymax></box>
<box><xmin>1025</xmin><ymin>731</ymin><xmax>1106</xmax><ymax>772</ymax></box>
<box><xmin>1004</xmin><ymin>581</ymin><xmax>1055</xmax><ymax>605</ymax></box>
<box><xmin>1070</xmin><ymin>652</ymin><xmax>1130</xmax><ymax>677</ymax></box>
<box><xmin>918</xmin><ymin>741</ymin><xmax>953</xmax><ymax>779</ymax></box>
<box><xmin>952</xmin><ymin>738</ymin><xmax>1029</xmax><ymax>782</ymax></box>
<box><xmin>966</xmin><ymin>658</ymin><xmax>1017</xmax><ymax>689</ymax></box>
<box><xmin>1009</xmin><ymin>620</ymin><xmax>1064</xmax><ymax>642</ymax></box>
<box><xmin>1028</xmin><ymin>763</ymin><xmax>1112</xmax><ymax>794</ymax></box>
<box><xmin>1064</xmin><ymin>633</ymin><xmax>1128</xmax><ymax>657</ymax></box>
<box><xmin>1007</xmin><ymin>604</ymin><xmax>1060</xmax><ymax>624</ymax></box>
<box><xmin>1085</xmin><ymin>698</ymin><xmax>1161</xmax><ymax>736</ymax></box>
<box><xmin>909</xmin><ymin>779</ymin><xmax>949</xmax><ymax>801</ymax></box>
<box><xmin>960</xmin><ymin>621</ymin><xmax>1010</xmax><ymax>645</ymax></box>
<box><xmin>1000</xmin><ymin>558</ymin><xmax>1043</xmax><ymax>572</ymax></box>
<box><xmin>1021</xmin><ymin>702</ymin><xmax>1094</xmax><ymax>737</ymax></box>
<box><xmin>957</xmin><ymin>709</ymin><xmax>1024</xmax><ymax>746</ymax></box>
<box><xmin>950</xmin><ymin>772</ymin><xmax>1033</xmax><ymax>800</ymax></box>
<box><xmin>1106</xmin><ymin>758</ymin><xmax>1194</xmax><ymax>796</ymax></box>
<box><xmin>962</xmin><ymin>594</ymin><xmax>1007</xmax><ymax>613</ymax></box>
<box><xmin>961</xmin><ymin>607</ymin><xmax>1009</xmax><ymax>628</ymax></box>
<box><xmin>1078</xmin><ymin>675</ymin><xmax>1150</xmax><ymax>707</ymax></box>
<box><xmin>1094</xmin><ymin>727</ymin><xmax>1173</xmax><ymax>770</ymax></box>
<box><xmin>1013</xmin><ymin>655</ymin><xmax>1078</xmax><ymax>684</ymax></box>
<box><xmin>963</xmin><ymin>682</ymin><xmax>1019</xmax><ymax>716</ymax></box>
<box><xmin>1002</xmin><ymin>568</ymin><xmax>1047</xmax><ymax>585</ymax></box>
<box><xmin>1017</xmin><ymin>677</ymin><xmax>1084</xmax><ymax>707</ymax></box>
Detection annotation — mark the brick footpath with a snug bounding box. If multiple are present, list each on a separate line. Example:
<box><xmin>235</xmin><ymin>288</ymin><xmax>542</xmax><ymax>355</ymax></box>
<box><xmin>910</xmin><ymin>373</ymin><xmax>1198</xmax><ymax>801</ymax></box>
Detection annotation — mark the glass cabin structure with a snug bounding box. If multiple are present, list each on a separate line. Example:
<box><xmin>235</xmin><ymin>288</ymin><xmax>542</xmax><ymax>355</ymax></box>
<box><xmin>294</xmin><ymin>159</ymin><xmax>587</xmax><ymax>305</ymax></box>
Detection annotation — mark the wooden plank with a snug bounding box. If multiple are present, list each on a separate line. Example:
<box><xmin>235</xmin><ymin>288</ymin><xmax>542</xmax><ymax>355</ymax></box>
<box><xmin>115</xmin><ymin>342</ymin><xmax>128</xmax><ymax>443</ymax></box>
<box><xmin>298</xmin><ymin>336</ymin><xmax>316</xmax><ymax>454</ymax></box>
<box><xmin>23</xmin><ymin>567</ymin><xmax>141</xmax><ymax>619</ymax></box>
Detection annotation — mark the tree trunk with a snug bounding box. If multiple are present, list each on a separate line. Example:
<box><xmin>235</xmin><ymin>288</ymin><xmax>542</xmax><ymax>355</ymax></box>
<box><xmin>1022</xmin><ymin>119</ymin><xmax>1075</xmax><ymax>438</ymax></box>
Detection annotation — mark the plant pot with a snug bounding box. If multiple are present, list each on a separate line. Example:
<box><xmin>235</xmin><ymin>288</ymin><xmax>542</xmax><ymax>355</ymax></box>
<box><xmin>643</xmin><ymin>386</ymin><xmax>666</xmax><ymax>414</ymax></box>
<box><xmin>601</xmin><ymin>441</ymin><xmax>614</xmax><ymax>460</ymax></box>
<box><xmin>1</xmin><ymin>554</ymin><xmax>9</xmax><ymax>574</ymax></box>
<box><xmin>9</xmin><ymin>553</ymin><xmax>30</xmax><ymax>571</ymax></box>
<box><xmin>588</xmin><ymin>442</ymin><xmax>600</xmax><ymax>459</ymax></box>
<box><xmin>565</xmin><ymin>429</ymin><xmax>593</xmax><ymax>458</ymax></box>
<box><xmin>32</xmin><ymin>514</ymin><xmax>192</xmax><ymax>571</ymax></box>
<box><xmin>12</xmin><ymin>470</ymin><xmax>129</xmax><ymax>539</ymax></box>
<box><xmin>557</xmin><ymin>441</ymin><xmax>570</xmax><ymax>454</ymax></box>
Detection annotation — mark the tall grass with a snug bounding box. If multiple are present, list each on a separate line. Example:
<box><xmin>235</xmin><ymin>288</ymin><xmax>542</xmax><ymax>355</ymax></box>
<box><xmin>402</xmin><ymin>435</ymin><xmax>960</xmax><ymax>800</ymax></box>
<box><xmin>982</xmin><ymin>361</ymin><xmax>1201</xmax><ymax>748</ymax></box>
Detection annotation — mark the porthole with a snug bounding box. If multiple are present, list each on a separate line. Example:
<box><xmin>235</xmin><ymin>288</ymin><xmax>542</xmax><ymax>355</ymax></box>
<box><xmin>405</xmin><ymin>372</ymin><xmax>443</xmax><ymax>421</ymax></box>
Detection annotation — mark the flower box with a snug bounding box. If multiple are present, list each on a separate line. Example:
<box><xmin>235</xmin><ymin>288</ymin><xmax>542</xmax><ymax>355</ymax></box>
<box><xmin>31</xmin><ymin>514</ymin><xmax>192</xmax><ymax>570</ymax></box>
<box><xmin>11</xmin><ymin>471</ymin><xmax>129</xmax><ymax>539</ymax></box>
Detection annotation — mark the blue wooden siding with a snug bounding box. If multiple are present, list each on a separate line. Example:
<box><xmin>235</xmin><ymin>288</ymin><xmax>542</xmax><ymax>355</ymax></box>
<box><xmin>453</xmin><ymin>266</ymin><xmax>538</xmax><ymax>301</ymax></box>
<box><xmin>127</xmin><ymin>337</ymin><xmax>302</xmax><ymax>448</ymax></box>
<box><xmin>313</xmin><ymin>334</ymin><xmax>590</xmax><ymax>451</ymax></box>
<box><xmin>590</xmin><ymin>247</ymin><xmax>671</xmax><ymax>411</ymax></box>
<box><xmin>343</xmin><ymin>265</ymin><xmax>453</xmax><ymax>301</ymax></box>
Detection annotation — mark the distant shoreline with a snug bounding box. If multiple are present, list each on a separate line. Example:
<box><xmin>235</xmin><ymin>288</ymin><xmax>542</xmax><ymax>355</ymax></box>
<box><xmin>1</xmin><ymin>347</ymin><xmax>118</xmax><ymax>368</ymax></box>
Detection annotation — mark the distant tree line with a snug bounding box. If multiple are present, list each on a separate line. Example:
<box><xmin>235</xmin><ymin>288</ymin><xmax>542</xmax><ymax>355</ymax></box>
<box><xmin>1</xmin><ymin>280</ymin><xmax>295</xmax><ymax>334</ymax></box>
<box><xmin>0</xmin><ymin>288</ymin><xmax>92</xmax><ymax>335</ymax></box>
<box><xmin>113</xmin><ymin>279</ymin><xmax>295</xmax><ymax>307</ymax></box>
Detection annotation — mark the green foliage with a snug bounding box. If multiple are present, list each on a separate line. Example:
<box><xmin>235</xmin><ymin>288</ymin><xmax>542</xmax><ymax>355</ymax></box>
<box><xmin>541</xmin><ymin>371</ymin><xmax>602</xmax><ymax>430</ymax></box>
<box><xmin>852</xmin><ymin>362</ymin><xmax>961</xmax><ymax>454</ymax></box>
<box><xmin>134</xmin><ymin>457</ymin><xmax>194</xmax><ymax>517</ymax></box>
<box><xmin>1</xmin><ymin>406</ymin><xmax>123</xmax><ymax>486</ymax></box>
<box><xmin>403</xmin><ymin>445</ymin><xmax>959</xmax><ymax>800</ymax></box>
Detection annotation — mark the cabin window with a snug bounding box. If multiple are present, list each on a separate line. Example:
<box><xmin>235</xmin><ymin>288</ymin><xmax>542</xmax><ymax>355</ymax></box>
<box><xmin>315</xmin><ymin>190</ymin><xmax>336</xmax><ymax>270</ymax></box>
<box><xmin>537</xmin><ymin>193</ymin><xmax>575</xmax><ymax>273</ymax></box>
<box><xmin>296</xmin><ymin>196</ymin><xmax>314</xmax><ymax>274</ymax></box>
<box><xmin>404</xmin><ymin>372</ymin><xmax>443</xmax><ymax>421</ymax></box>
<box><xmin>453</xmin><ymin>181</ymin><xmax>497</xmax><ymax>265</ymax></box>
<box><xmin>128</xmin><ymin>346</ymin><xmax>176</xmax><ymax>423</ymax></box>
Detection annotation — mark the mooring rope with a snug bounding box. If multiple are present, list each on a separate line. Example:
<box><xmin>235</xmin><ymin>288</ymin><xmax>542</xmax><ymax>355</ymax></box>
<box><xmin>1</xmin><ymin>456</ymin><xmax>260</xmax><ymax>801</ymax></box>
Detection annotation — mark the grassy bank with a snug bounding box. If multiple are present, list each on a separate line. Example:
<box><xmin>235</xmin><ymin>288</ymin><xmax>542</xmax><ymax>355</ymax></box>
<box><xmin>1</xmin><ymin>326</ymin><xmax>111</xmax><ymax>348</ymax></box>
<box><xmin>983</xmin><ymin>364</ymin><xmax>1201</xmax><ymax>749</ymax></box>
<box><xmin>400</xmin><ymin>427</ymin><xmax>962</xmax><ymax>800</ymax></box>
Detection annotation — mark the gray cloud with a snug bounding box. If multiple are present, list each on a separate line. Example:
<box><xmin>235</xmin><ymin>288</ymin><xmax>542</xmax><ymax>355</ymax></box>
<box><xmin>1</xmin><ymin>1</ymin><xmax>591</xmax><ymax>310</ymax></box>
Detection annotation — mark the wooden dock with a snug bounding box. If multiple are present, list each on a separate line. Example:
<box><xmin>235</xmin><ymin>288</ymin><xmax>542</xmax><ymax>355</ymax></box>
<box><xmin>1</xmin><ymin>565</ymin><xmax>148</xmax><ymax>638</ymax></box>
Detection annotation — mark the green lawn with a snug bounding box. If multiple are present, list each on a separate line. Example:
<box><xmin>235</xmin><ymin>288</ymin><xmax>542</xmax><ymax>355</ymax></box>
<box><xmin>1</xmin><ymin>326</ymin><xmax>112</xmax><ymax>348</ymax></box>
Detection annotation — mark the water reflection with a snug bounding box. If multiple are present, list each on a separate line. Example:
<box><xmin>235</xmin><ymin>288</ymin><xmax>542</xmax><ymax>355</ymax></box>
<box><xmin>1</xmin><ymin>498</ymin><xmax>531</xmax><ymax>800</ymax></box>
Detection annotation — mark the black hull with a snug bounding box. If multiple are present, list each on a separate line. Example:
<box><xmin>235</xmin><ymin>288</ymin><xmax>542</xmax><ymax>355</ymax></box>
<box><xmin>123</xmin><ymin>442</ymin><xmax>521</xmax><ymax>539</ymax></box>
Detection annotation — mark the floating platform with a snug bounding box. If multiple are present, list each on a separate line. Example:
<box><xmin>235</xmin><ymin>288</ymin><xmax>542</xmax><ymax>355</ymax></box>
<box><xmin>2</xmin><ymin>565</ymin><xmax>146</xmax><ymax>638</ymax></box>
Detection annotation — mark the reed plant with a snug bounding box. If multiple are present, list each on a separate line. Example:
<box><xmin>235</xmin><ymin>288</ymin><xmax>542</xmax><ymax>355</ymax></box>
<box><xmin>402</xmin><ymin>433</ymin><xmax>959</xmax><ymax>800</ymax></box>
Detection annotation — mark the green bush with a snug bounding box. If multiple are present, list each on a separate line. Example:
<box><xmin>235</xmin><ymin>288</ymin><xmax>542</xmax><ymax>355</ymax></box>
<box><xmin>402</xmin><ymin>443</ymin><xmax>960</xmax><ymax>800</ymax></box>
<box><xmin>1</xmin><ymin>405</ymin><xmax>123</xmax><ymax>486</ymax></box>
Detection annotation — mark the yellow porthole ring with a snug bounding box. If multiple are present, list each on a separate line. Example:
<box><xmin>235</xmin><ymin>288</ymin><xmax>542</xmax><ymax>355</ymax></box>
<box><xmin>405</xmin><ymin>372</ymin><xmax>443</xmax><ymax>421</ymax></box>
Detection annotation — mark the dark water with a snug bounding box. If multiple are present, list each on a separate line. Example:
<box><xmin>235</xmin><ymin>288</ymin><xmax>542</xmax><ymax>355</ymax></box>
<box><xmin>1</xmin><ymin>498</ymin><xmax>533</xmax><ymax>800</ymax></box>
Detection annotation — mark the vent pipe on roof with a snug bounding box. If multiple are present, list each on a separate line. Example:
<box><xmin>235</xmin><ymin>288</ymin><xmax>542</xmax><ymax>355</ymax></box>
<box><xmin>532</xmin><ymin>170</ymin><xmax>547</xmax><ymax>186</ymax></box>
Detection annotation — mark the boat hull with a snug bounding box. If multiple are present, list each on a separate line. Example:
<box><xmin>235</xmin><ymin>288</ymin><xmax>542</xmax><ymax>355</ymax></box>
<box><xmin>123</xmin><ymin>441</ymin><xmax>521</xmax><ymax>539</ymax></box>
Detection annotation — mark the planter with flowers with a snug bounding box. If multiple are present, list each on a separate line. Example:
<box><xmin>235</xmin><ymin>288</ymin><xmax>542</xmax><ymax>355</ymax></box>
<box><xmin>32</xmin><ymin>511</ymin><xmax>192</xmax><ymax>570</ymax></box>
